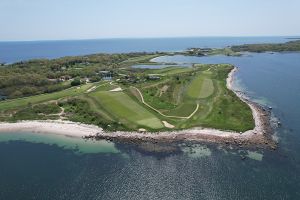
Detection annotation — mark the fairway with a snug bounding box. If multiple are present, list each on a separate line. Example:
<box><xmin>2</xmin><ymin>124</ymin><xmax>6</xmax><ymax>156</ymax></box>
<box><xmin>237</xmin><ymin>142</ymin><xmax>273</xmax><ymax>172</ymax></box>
<box><xmin>151</xmin><ymin>67</ymin><xmax>194</xmax><ymax>76</ymax></box>
<box><xmin>186</xmin><ymin>74</ymin><xmax>214</xmax><ymax>99</ymax></box>
<box><xmin>0</xmin><ymin>84</ymin><xmax>93</xmax><ymax>111</ymax></box>
<box><xmin>90</xmin><ymin>91</ymin><xmax>163</xmax><ymax>129</ymax></box>
<box><xmin>79</xmin><ymin>96</ymin><xmax>114</xmax><ymax>121</ymax></box>
<box><xmin>199</xmin><ymin>78</ymin><xmax>214</xmax><ymax>98</ymax></box>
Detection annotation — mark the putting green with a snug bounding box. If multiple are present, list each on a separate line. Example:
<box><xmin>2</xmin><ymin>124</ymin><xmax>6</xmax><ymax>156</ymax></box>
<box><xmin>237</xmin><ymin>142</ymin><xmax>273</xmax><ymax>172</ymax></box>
<box><xmin>91</xmin><ymin>91</ymin><xmax>163</xmax><ymax>129</ymax></box>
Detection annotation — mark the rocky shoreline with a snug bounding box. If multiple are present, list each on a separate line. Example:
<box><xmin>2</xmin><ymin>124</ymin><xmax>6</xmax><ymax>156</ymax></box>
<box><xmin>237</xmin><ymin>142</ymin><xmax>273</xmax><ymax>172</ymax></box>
<box><xmin>0</xmin><ymin>67</ymin><xmax>277</xmax><ymax>149</ymax></box>
<box><xmin>84</xmin><ymin>67</ymin><xmax>277</xmax><ymax>149</ymax></box>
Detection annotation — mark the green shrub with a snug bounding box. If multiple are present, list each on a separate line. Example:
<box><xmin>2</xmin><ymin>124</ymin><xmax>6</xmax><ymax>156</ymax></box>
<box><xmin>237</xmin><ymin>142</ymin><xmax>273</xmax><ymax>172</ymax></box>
<box><xmin>71</xmin><ymin>78</ymin><xmax>81</xmax><ymax>86</ymax></box>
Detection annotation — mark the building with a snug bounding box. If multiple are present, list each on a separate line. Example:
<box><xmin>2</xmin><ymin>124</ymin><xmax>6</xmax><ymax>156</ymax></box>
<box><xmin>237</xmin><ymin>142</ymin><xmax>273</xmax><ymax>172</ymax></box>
<box><xmin>99</xmin><ymin>71</ymin><xmax>113</xmax><ymax>81</ymax></box>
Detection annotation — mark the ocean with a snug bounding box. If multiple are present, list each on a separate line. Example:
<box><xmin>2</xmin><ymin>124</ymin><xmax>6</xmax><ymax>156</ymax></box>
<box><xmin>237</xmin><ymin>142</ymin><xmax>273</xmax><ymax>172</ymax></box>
<box><xmin>0</xmin><ymin>36</ymin><xmax>292</xmax><ymax>64</ymax></box>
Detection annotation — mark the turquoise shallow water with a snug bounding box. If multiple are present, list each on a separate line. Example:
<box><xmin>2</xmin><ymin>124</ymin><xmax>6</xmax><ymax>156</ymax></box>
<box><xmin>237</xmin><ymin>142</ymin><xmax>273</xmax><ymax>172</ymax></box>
<box><xmin>0</xmin><ymin>40</ymin><xmax>300</xmax><ymax>199</ymax></box>
<box><xmin>0</xmin><ymin>132</ymin><xmax>119</xmax><ymax>154</ymax></box>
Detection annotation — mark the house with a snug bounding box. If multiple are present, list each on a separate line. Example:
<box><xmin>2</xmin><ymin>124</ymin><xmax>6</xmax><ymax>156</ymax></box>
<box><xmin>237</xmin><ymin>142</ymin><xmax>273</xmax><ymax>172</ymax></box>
<box><xmin>83</xmin><ymin>78</ymin><xmax>91</xmax><ymax>83</ymax></box>
<box><xmin>99</xmin><ymin>71</ymin><xmax>113</xmax><ymax>81</ymax></box>
<box><xmin>59</xmin><ymin>75</ymin><xmax>71</xmax><ymax>82</ymax></box>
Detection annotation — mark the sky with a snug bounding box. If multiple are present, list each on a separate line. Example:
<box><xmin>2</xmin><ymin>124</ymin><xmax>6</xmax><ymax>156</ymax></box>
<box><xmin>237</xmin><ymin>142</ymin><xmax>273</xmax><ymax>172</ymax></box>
<box><xmin>0</xmin><ymin>0</ymin><xmax>299</xmax><ymax>41</ymax></box>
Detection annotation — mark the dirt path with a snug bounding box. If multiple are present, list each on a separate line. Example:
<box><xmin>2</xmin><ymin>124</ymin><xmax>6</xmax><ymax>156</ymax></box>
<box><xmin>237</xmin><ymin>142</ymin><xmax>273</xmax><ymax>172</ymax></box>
<box><xmin>58</xmin><ymin>107</ymin><xmax>66</xmax><ymax>120</ymax></box>
<box><xmin>131</xmin><ymin>86</ymin><xmax>199</xmax><ymax>119</ymax></box>
<box><xmin>37</xmin><ymin>105</ymin><xmax>66</xmax><ymax>120</ymax></box>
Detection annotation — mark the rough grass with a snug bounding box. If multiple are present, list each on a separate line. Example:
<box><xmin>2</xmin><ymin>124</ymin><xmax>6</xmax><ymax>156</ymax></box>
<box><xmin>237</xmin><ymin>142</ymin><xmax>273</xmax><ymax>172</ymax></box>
<box><xmin>140</xmin><ymin>83</ymin><xmax>177</xmax><ymax>110</ymax></box>
<box><xmin>8</xmin><ymin>103</ymin><xmax>61</xmax><ymax>121</ymax></box>
<box><xmin>202</xmin><ymin>88</ymin><xmax>254</xmax><ymax>132</ymax></box>
<box><xmin>90</xmin><ymin>91</ymin><xmax>163</xmax><ymax>129</ymax></box>
<box><xmin>59</xmin><ymin>98</ymin><xmax>124</xmax><ymax>131</ymax></box>
<box><xmin>142</xmin><ymin>90</ymin><xmax>176</xmax><ymax>110</ymax></box>
<box><xmin>164</xmin><ymin>102</ymin><xmax>197</xmax><ymax>117</ymax></box>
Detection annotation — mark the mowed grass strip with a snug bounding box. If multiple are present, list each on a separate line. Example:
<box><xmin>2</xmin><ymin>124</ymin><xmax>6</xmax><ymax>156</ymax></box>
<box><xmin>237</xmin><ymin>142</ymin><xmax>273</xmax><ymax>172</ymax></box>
<box><xmin>80</xmin><ymin>96</ymin><xmax>114</xmax><ymax>121</ymax></box>
<box><xmin>90</xmin><ymin>91</ymin><xmax>163</xmax><ymax>129</ymax></box>
<box><xmin>0</xmin><ymin>84</ymin><xmax>93</xmax><ymax>111</ymax></box>
<box><xmin>151</xmin><ymin>67</ymin><xmax>194</xmax><ymax>76</ymax></box>
<box><xmin>123</xmin><ymin>54</ymin><xmax>159</xmax><ymax>63</ymax></box>
<box><xmin>199</xmin><ymin>78</ymin><xmax>214</xmax><ymax>98</ymax></box>
<box><xmin>186</xmin><ymin>74</ymin><xmax>214</xmax><ymax>99</ymax></box>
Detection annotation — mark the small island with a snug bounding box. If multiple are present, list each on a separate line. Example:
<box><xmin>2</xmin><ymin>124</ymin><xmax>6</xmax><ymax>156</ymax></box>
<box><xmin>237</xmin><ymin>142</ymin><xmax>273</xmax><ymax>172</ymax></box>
<box><xmin>1</xmin><ymin>41</ymin><xmax>293</xmax><ymax>148</ymax></box>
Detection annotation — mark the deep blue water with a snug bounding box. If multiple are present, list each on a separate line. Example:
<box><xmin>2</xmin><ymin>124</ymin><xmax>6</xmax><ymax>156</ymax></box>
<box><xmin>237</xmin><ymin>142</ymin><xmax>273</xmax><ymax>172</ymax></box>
<box><xmin>0</xmin><ymin>36</ymin><xmax>292</xmax><ymax>63</ymax></box>
<box><xmin>0</xmin><ymin>38</ymin><xmax>300</xmax><ymax>199</ymax></box>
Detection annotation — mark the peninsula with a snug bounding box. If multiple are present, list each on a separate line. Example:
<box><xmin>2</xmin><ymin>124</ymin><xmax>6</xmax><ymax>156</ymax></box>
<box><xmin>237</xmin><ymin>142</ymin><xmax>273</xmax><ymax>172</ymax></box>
<box><xmin>0</xmin><ymin>43</ymin><xmax>286</xmax><ymax>148</ymax></box>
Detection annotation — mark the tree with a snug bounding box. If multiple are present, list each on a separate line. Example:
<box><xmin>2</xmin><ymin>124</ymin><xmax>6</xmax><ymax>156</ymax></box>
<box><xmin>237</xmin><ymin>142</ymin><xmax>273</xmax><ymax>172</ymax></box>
<box><xmin>71</xmin><ymin>78</ymin><xmax>81</xmax><ymax>86</ymax></box>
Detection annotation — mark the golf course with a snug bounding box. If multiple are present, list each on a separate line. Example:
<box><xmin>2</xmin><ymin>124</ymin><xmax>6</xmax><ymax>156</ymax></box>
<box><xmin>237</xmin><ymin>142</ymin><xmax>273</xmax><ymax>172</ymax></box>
<box><xmin>0</xmin><ymin>53</ymin><xmax>254</xmax><ymax>132</ymax></box>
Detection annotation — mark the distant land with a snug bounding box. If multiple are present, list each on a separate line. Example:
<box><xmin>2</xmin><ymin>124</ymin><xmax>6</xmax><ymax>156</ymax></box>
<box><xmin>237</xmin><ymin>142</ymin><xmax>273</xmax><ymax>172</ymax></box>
<box><xmin>185</xmin><ymin>40</ymin><xmax>300</xmax><ymax>56</ymax></box>
<box><xmin>0</xmin><ymin>36</ymin><xmax>294</xmax><ymax>64</ymax></box>
<box><xmin>231</xmin><ymin>40</ymin><xmax>300</xmax><ymax>53</ymax></box>
<box><xmin>286</xmin><ymin>37</ymin><xmax>300</xmax><ymax>40</ymax></box>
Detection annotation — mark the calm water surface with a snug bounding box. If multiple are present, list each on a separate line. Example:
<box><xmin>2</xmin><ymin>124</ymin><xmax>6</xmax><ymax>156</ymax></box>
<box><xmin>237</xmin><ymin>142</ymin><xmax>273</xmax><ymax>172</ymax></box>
<box><xmin>0</xmin><ymin>37</ymin><xmax>291</xmax><ymax>63</ymax></box>
<box><xmin>0</xmin><ymin>39</ymin><xmax>300</xmax><ymax>199</ymax></box>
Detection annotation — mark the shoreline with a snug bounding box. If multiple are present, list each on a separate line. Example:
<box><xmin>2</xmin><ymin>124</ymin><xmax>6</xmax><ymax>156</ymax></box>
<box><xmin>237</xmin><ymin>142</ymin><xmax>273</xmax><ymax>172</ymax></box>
<box><xmin>0</xmin><ymin>120</ymin><xmax>103</xmax><ymax>138</ymax></box>
<box><xmin>0</xmin><ymin>67</ymin><xmax>276</xmax><ymax>149</ymax></box>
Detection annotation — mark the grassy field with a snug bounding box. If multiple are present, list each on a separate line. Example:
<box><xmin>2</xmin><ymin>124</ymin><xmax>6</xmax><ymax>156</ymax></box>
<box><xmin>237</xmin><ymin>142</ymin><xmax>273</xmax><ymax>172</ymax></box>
<box><xmin>89</xmin><ymin>91</ymin><xmax>164</xmax><ymax>129</ymax></box>
<box><xmin>200</xmin><ymin>81</ymin><xmax>254</xmax><ymax>131</ymax></box>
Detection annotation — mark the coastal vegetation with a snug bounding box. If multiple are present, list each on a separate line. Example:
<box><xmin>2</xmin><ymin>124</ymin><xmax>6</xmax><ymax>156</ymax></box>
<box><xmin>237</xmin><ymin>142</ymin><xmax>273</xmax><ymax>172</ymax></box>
<box><xmin>0</xmin><ymin>52</ymin><xmax>162</xmax><ymax>99</ymax></box>
<box><xmin>0</xmin><ymin>53</ymin><xmax>255</xmax><ymax>132</ymax></box>
<box><xmin>231</xmin><ymin>40</ymin><xmax>300</xmax><ymax>52</ymax></box>
<box><xmin>184</xmin><ymin>47</ymin><xmax>241</xmax><ymax>56</ymax></box>
<box><xmin>184</xmin><ymin>40</ymin><xmax>300</xmax><ymax>56</ymax></box>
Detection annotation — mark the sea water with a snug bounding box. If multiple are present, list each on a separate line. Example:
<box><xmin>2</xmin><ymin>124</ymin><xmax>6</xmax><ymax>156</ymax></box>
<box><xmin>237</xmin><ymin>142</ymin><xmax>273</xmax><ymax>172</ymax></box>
<box><xmin>0</xmin><ymin>36</ymin><xmax>291</xmax><ymax>63</ymax></box>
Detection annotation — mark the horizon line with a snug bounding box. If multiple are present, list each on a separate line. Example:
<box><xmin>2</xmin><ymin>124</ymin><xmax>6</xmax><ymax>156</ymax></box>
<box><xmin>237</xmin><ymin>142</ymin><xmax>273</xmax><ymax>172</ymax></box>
<box><xmin>1</xmin><ymin>35</ymin><xmax>300</xmax><ymax>43</ymax></box>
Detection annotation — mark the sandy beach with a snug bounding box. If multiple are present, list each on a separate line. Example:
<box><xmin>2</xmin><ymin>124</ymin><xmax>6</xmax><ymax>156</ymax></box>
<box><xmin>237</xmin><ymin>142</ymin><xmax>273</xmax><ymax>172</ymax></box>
<box><xmin>0</xmin><ymin>120</ymin><xmax>103</xmax><ymax>138</ymax></box>
<box><xmin>0</xmin><ymin>67</ymin><xmax>275</xmax><ymax>148</ymax></box>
